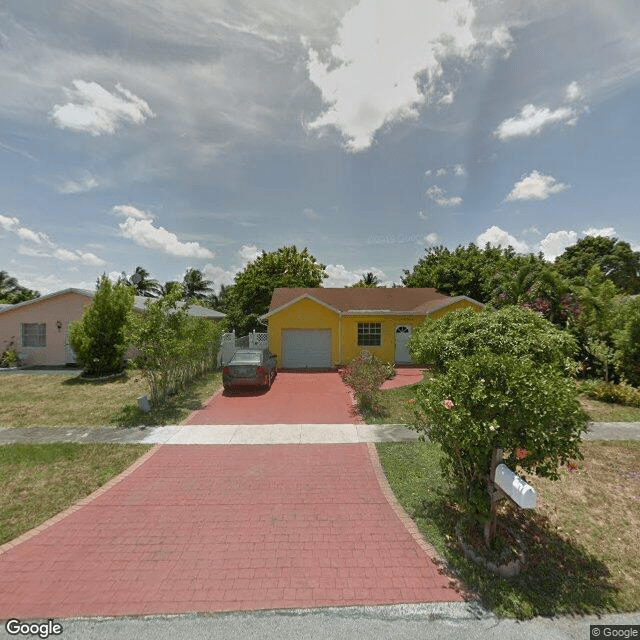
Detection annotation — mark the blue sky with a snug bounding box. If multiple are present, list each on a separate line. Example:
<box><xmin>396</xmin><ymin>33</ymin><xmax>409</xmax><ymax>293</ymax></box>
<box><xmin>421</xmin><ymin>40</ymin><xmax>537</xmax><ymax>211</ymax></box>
<box><xmin>1</xmin><ymin>0</ymin><xmax>639</xmax><ymax>294</ymax></box>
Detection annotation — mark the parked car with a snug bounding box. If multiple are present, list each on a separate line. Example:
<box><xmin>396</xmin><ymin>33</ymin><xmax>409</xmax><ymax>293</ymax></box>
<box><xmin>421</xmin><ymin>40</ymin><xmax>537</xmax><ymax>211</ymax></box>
<box><xmin>223</xmin><ymin>348</ymin><xmax>277</xmax><ymax>390</ymax></box>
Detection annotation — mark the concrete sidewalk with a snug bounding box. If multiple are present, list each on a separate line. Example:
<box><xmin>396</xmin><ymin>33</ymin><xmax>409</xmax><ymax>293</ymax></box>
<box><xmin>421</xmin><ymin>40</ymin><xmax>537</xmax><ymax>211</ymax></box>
<box><xmin>0</xmin><ymin>422</ymin><xmax>638</xmax><ymax>444</ymax></box>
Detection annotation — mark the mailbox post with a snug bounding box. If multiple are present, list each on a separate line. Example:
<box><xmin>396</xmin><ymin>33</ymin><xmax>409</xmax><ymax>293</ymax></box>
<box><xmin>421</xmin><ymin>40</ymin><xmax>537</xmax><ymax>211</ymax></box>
<box><xmin>485</xmin><ymin>447</ymin><xmax>538</xmax><ymax>545</ymax></box>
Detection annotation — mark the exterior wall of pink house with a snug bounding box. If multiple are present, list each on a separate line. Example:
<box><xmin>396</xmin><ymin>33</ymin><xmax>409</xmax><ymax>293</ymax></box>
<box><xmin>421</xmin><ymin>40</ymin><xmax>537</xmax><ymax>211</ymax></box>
<box><xmin>0</xmin><ymin>291</ymin><xmax>92</xmax><ymax>366</ymax></box>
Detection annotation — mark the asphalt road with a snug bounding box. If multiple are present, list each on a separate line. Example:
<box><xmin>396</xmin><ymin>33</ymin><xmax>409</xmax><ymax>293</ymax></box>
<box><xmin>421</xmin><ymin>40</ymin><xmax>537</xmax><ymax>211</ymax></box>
<box><xmin>1</xmin><ymin>604</ymin><xmax>638</xmax><ymax>640</ymax></box>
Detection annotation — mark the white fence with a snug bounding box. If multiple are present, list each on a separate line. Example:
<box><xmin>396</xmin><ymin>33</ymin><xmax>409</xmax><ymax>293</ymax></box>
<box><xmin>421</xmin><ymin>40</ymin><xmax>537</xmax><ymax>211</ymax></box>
<box><xmin>218</xmin><ymin>330</ymin><xmax>268</xmax><ymax>366</ymax></box>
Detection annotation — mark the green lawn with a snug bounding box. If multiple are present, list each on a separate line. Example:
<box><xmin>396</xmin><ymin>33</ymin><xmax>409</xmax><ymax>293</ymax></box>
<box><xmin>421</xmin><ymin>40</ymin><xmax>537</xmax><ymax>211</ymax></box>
<box><xmin>376</xmin><ymin>440</ymin><xmax>640</xmax><ymax>619</ymax></box>
<box><xmin>0</xmin><ymin>443</ymin><xmax>152</xmax><ymax>545</ymax></box>
<box><xmin>0</xmin><ymin>369</ymin><xmax>223</xmax><ymax>428</ymax></box>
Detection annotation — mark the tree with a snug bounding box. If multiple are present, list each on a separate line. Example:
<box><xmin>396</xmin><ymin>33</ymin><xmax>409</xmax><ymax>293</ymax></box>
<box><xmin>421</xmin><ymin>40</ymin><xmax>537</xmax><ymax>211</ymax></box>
<box><xmin>182</xmin><ymin>268</ymin><xmax>213</xmax><ymax>301</ymax></box>
<box><xmin>410</xmin><ymin>306</ymin><xmax>586</xmax><ymax>532</ymax></box>
<box><xmin>402</xmin><ymin>243</ymin><xmax>529</xmax><ymax>303</ymax></box>
<box><xmin>350</xmin><ymin>272</ymin><xmax>381</xmax><ymax>288</ymax></box>
<box><xmin>408</xmin><ymin>306</ymin><xmax>578</xmax><ymax>374</ymax></box>
<box><xmin>161</xmin><ymin>281</ymin><xmax>181</xmax><ymax>296</ymax></box>
<box><xmin>613</xmin><ymin>297</ymin><xmax>640</xmax><ymax>386</ymax></box>
<box><xmin>554</xmin><ymin>235</ymin><xmax>640</xmax><ymax>294</ymax></box>
<box><xmin>491</xmin><ymin>258</ymin><xmax>579</xmax><ymax>327</ymax></box>
<box><xmin>0</xmin><ymin>271</ymin><xmax>39</xmax><ymax>303</ymax></box>
<box><xmin>68</xmin><ymin>275</ymin><xmax>135</xmax><ymax>376</ymax></box>
<box><xmin>222</xmin><ymin>246</ymin><xmax>327</xmax><ymax>334</ymax></box>
<box><xmin>414</xmin><ymin>352</ymin><xmax>586</xmax><ymax>524</ymax></box>
<box><xmin>120</xmin><ymin>266</ymin><xmax>162</xmax><ymax>297</ymax></box>
<box><xmin>569</xmin><ymin>265</ymin><xmax>623</xmax><ymax>381</ymax></box>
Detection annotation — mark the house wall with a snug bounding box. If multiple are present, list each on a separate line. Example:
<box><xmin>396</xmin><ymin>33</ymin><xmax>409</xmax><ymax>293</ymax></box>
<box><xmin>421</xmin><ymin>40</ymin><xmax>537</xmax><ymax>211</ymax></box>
<box><xmin>266</xmin><ymin>297</ymin><xmax>483</xmax><ymax>367</ymax></box>
<box><xmin>266</xmin><ymin>298</ymin><xmax>340</xmax><ymax>366</ymax></box>
<box><xmin>0</xmin><ymin>292</ymin><xmax>92</xmax><ymax>366</ymax></box>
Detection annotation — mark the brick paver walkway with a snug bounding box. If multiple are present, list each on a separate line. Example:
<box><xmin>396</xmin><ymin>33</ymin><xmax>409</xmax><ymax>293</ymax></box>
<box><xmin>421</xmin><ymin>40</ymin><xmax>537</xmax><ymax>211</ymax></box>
<box><xmin>185</xmin><ymin>371</ymin><xmax>362</xmax><ymax>424</ymax></box>
<box><xmin>0</xmin><ymin>444</ymin><xmax>462</xmax><ymax>618</ymax></box>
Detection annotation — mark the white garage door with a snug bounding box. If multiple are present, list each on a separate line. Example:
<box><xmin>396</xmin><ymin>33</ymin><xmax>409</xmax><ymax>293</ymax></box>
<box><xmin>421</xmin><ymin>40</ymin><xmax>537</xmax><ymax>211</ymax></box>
<box><xmin>282</xmin><ymin>329</ymin><xmax>332</xmax><ymax>369</ymax></box>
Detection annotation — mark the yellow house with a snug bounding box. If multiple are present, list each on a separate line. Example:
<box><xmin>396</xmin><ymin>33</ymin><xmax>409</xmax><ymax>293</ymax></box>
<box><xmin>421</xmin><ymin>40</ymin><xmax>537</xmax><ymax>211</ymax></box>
<box><xmin>260</xmin><ymin>288</ymin><xmax>484</xmax><ymax>369</ymax></box>
<box><xmin>0</xmin><ymin>288</ymin><xmax>225</xmax><ymax>367</ymax></box>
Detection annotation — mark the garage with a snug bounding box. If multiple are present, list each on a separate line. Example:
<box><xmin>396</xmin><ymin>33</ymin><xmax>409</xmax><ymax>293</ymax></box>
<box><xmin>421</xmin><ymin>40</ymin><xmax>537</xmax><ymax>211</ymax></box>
<box><xmin>282</xmin><ymin>329</ymin><xmax>332</xmax><ymax>369</ymax></box>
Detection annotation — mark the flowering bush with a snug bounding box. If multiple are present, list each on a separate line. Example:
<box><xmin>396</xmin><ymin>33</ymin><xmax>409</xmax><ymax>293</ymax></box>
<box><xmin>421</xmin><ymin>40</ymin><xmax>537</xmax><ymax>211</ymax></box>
<box><xmin>341</xmin><ymin>353</ymin><xmax>389</xmax><ymax>412</ymax></box>
<box><xmin>578</xmin><ymin>379</ymin><xmax>640</xmax><ymax>408</ymax></box>
<box><xmin>413</xmin><ymin>352</ymin><xmax>587</xmax><ymax>521</ymax></box>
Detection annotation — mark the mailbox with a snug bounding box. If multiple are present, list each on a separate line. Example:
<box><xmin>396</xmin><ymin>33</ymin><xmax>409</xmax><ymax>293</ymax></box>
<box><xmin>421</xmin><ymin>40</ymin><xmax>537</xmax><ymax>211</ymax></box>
<box><xmin>494</xmin><ymin>464</ymin><xmax>538</xmax><ymax>509</ymax></box>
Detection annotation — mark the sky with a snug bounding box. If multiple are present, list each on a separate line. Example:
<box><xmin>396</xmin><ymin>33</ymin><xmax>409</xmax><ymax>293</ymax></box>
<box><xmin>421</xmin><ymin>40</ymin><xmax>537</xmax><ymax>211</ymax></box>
<box><xmin>1</xmin><ymin>0</ymin><xmax>640</xmax><ymax>294</ymax></box>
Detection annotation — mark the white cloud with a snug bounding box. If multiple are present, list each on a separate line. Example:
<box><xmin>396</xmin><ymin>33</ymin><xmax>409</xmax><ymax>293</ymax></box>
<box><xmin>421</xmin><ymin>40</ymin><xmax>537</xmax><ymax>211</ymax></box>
<box><xmin>453</xmin><ymin>163</ymin><xmax>466</xmax><ymax>176</ymax></box>
<box><xmin>565</xmin><ymin>81</ymin><xmax>583</xmax><ymax>102</ymax></box>
<box><xmin>112</xmin><ymin>204</ymin><xmax>155</xmax><ymax>221</ymax></box>
<box><xmin>50</xmin><ymin>80</ymin><xmax>154</xmax><ymax>136</ymax></box>
<box><xmin>417</xmin><ymin>210</ymin><xmax>429</xmax><ymax>220</ymax></box>
<box><xmin>305</xmin><ymin>0</ymin><xmax>482</xmax><ymax>151</ymax></box>
<box><xmin>239</xmin><ymin>244</ymin><xmax>262</xmax><ymax>265</ymax></box>
<box><xmin>52</xmin><ymin>248</ymin><xmax>105</xmax><ymax>266</ymax></box>
<box><xmin>118</xmin><ymin>217</ymin><xmax>214</xmax><ymax>259</ymax></box>
<box><xmin>57</xmin><ymin>172</ymin><xmax>99</xmax><ymax>194</ymax></box>
<box><xmin>476</xmin><ymin>225</ymin><xmax>529</xmax><ymax>253</ymax></box>
<box><xmin>538</xmin><ymin>230</ymin><xmax>578</xmax><ymax>261</ymax></box>
<box><xmin>302</xmin><ymin>207</ymin><xmax>320</xmax><ymax>220</ymax></box>
<box><xmin>324</xmin><ymin>264</ymin><xmax>388</xmax><ymax>287</ymax></box>
<box><xmin>424</xmin><ymin>169</ymin><xmax>432</xmax><ymax>177</ymax></box>
<box><xmin>424</xmin><ymin>233</ymin><xmax>439</xmax><ymax>245</ymax></box>
<box><xmin>16</xmin><ymin>226</ymin><xmax>53</xmax><ymax>245</ymax></box>
<box><xmin>0</xmin><ymin>214</ymin><xmax>20</xmax><ymax>232</ymax></box>
<box><xmin>435</xmin><ymin>168</ymin><xmax>446</xmax><ymax>177</ymax></box>
<box><xmin>495</xmin><ymin>104</ymin><xmax>578</xmax><ymax>140</ymax></box>
<box><xmin>426</xmin><ymin>185</ymin><xmax>463</xmax><ymax>206</ymax></box>
<box><xmin>506</xmin><ymin>170</ymin><xmax>569</xmax><ymax>202</ymax></box>
<box><xmin>583</xmin><ymin>226</ymin><xmax>616</xmax><ymax>238</ymax></box>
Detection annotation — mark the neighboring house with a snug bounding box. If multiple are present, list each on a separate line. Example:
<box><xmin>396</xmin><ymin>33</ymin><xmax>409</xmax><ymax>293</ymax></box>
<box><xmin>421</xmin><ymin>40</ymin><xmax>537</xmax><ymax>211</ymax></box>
<box><xmin>260</xmin><ymin>287</ymin><xmax>483</xmax><ymax>369</ymax></box>
<box><xmin>0</xmin><ymin>288</ymin><xmax>225</xmax><ymax>366</ymax></box>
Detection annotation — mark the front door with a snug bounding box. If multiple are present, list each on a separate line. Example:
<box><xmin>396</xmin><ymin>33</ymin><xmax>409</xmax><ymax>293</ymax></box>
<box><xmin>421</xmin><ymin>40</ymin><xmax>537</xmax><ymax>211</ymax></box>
<box><xmin>394</xmin><ymin>325</ymin><xmax>412</xmax><ymax>363</ymax></box>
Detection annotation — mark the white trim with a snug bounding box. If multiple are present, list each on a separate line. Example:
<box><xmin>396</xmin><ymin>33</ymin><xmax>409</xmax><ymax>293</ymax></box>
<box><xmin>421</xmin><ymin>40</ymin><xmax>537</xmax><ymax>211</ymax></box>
<box><xmin>260</xmin><ymin>293</ymin><xmax>341</xmax><ymax>320</ymax></box>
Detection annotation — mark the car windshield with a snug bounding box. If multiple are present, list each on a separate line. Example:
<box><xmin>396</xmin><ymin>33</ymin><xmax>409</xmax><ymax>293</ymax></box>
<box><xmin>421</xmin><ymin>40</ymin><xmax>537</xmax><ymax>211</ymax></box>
<box><xmin>231</xmin><ymin>351</ymin><xmax>262</xmax><ymax>364</ymax></box>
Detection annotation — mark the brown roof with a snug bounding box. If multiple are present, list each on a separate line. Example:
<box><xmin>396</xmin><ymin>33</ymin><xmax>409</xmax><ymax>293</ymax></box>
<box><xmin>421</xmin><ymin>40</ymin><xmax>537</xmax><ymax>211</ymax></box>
<box><xmin>267</xmin><ymin>287</ymin><xmax>460</xmax><ymax>314</ymax></box>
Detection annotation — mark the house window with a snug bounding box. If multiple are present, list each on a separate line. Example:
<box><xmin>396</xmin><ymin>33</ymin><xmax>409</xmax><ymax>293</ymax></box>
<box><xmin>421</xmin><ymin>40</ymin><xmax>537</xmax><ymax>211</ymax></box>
<box><xmin>358</xmin><ymin>322</ymin><xmax>381</xmax><ymax>346</ymax></box>
<box><xmin>21</xmin><ymin>323</ymin><xmax>46</xmax><ymax>348</ymax></box>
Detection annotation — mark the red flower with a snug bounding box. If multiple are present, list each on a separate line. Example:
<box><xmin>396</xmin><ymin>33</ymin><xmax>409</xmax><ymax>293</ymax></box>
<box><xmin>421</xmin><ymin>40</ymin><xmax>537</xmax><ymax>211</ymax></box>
<box><xmin>515</xmin><ymin>448</ymin><xmax>528</xmax><ymax>460</ymax></box>
<box><xmin>567</xmin><ymin>462</ymin><xmax>578</xmax><ymax>472</ymax></box>
<box><xmin>443</xmin><ymin>399</ymin><xmax>454</xmax><ymax>410</ymax></box>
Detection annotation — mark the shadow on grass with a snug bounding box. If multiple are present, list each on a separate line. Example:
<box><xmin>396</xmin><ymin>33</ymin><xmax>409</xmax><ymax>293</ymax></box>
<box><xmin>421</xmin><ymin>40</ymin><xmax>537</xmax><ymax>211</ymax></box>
<box><xmin>112</xmin><ymin>390</ymin><xmax>206</xmax><ymax>427</ymax></box>
<box><xmin>62</xmin><ymin>373</ymin><xmax>129</xmax><ymax>386</ymax></box>
<box><xmin>416</xmin><ymin>492</ymin><xmax>619</xmax><ymax>619</ymax></box>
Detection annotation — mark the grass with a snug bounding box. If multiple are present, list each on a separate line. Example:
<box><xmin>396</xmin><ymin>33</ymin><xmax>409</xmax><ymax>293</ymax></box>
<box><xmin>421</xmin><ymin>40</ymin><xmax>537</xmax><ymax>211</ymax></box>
<box><xmin>363</xmin><ymin>380</ymin><xmax>640</xmax><ymax>425</ymax></box>
<box><xmin>0</xmin><ymin>443</ymin><xmax>152</xmax><ymax>545</ymax></box>
<box><xmin>0</xmin><ymin>369</ymin><xmax>223</xmax><ymax>428</ymax></box>
<box><xmin>376</xmin><ymin>439</ymin><xmax>640</xmax><ymax>618</ymax></box>
<box><xmin>578</xmin><ymin>395</ymin><xmax>640</xmax><ymax>422</ymax></box>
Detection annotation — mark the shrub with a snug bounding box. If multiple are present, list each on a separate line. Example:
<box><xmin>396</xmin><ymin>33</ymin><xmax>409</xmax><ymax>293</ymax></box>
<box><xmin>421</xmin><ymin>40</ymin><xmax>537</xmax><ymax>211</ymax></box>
<box><xmin>68</xmin><ymin>276</ymin><xmax>135</xmax><ymax>377</ymax></box>
<box><xmin>413</xmin><ymin>352</ymin><xmax>587</xmax><ymax>522</ymax></box>
<box><xmin>0</xmin><ymin>347</ymin><xmax>19</xmax><ymax>368</ymax></box>
<box><xmin>409</xmin><ymin>306</ymin><xmax>578</xmax><ymax>374</ymax></box>
<box><xmin>131</xmin><ymin>286</ymin><xmax>223</xmax><ymax>406</ymax></box>
<box><xmin>578</xmin><ymin>379</ymin><xmax>640</xmax><ymax>407</ymax></box>
<box><xmin>341</xmin><ymin>353</ymin><xmax>389</xmax><ymax>412</ymax></box>
<box><xmin>613</xmin><ymin>299</ymin><xmax>640</xmax><ymax>386</ymax></box>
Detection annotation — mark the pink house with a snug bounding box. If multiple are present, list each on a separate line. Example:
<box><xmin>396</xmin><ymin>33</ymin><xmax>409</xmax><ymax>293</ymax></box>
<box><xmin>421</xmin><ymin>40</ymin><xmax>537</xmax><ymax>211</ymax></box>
<box><xmin>0</xmin><ymin>288</ymin><xmax>225</xmax><ymax>367</ymax></box>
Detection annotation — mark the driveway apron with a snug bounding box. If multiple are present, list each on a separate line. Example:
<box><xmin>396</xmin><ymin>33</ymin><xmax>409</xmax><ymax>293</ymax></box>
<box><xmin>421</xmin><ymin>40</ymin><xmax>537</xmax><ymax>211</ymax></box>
<box><xmin>185</xmin><ymin>371</ymin><xmax>362</xmax><ymax>425</ymax></box>
<box><xmin>0</xmin><ymin>443</ymin><xmax>462</xmax><ymax>619</ymax></box>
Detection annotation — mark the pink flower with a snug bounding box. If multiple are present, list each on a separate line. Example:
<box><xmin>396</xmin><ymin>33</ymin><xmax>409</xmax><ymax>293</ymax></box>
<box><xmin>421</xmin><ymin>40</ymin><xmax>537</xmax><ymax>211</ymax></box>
<box><xmin>515</xmin><ymin>448</ymin><xmax>528</xmax><ymax>460</ymax></box>
<box><xmin>567</xmin><ymin>462</ymin><xmax>578</xmax><ymax>472</ymax></box>
<box><xmin>443</xmin><ymin>399</ymin><xmax>454</xmax><ymax>410</ymax></box>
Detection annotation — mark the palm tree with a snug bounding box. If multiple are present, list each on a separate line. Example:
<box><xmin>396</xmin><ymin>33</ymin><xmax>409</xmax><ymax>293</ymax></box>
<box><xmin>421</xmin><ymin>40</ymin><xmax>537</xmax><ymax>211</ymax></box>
<box><xmin>350</xmin><ymin>272</ymin><xmax>380</xmax><ymax>288</ymax></box>
<box><xmin>0</xmin><ymin>271</ymin><xmax>19</xmax><ymax>301</ymax></box>
<box><xmin>129</xmin><ymin>266</ymin><xmax>162</xmax><ymax>297</ymax></box>
<box><xmin>182</xmin><ymin>268</ymin><xmax>213</xmax><ymax>301</ymax></box>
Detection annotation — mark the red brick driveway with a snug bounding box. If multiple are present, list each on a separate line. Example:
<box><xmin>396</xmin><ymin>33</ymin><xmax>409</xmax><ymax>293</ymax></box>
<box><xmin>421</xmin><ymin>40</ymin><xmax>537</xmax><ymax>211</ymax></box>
<box><xmin>185</xmin><ymin>371</ymin><xmax>362</xmax><ymax>425</ymax></box>
<box><xmin>0</xmin><ymin>444</ymin><xmax>463</xmax><ymax>619</ymax></box>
